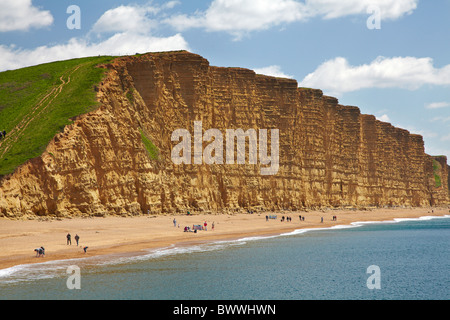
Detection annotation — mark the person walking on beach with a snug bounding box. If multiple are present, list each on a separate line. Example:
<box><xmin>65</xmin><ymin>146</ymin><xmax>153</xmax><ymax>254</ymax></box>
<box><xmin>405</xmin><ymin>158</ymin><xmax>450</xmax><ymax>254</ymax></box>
<box><xmin>173</xmin><ymin>218</ymin><xmax>177</xmax><ymax>227</ymax></box>
<box><xmin>66</xmin><ymin>233</ymin><xmax>71</xmax><ymax>245</ymax></box>
<box><xmin>75</xmin><ymin>234</ymin><xmax>80</xmax><ymax>246</ymax></box>
<box><xmin>204</xmin><ymin>221</ymin><xmax>207</xmax><ymax>231</ymax></box>
<box><xmin>212</xmin><ymin>222</ymin><xmax>215</xmax><ymax>231</ymax></box>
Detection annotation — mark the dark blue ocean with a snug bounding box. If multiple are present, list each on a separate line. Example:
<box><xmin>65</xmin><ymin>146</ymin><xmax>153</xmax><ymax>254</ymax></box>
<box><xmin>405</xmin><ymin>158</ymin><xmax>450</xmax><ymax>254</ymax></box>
<box><xmin>1</xmin><ymin>215</ymin><xmax>449</xmax><ymax>300</ymax></box>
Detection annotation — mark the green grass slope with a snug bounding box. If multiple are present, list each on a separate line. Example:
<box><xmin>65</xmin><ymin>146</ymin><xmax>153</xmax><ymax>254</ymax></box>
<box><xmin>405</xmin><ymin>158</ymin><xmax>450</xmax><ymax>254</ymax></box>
<box><xmin>0</xmin><ymin>56</ymin><xmax>115</xmax><ymax>177</ymax></box>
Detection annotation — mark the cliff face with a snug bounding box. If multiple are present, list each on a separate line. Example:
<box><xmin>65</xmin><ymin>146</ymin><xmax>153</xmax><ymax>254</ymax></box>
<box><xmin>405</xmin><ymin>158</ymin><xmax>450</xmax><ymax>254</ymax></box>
<box><xmin>0</xmin><ymin>51</ymin><xmax>448</xmax><ymax>217</ymax></box>
<box><xmin>429</xmin><ymin>156</ymin><xmax>450</xmax><ymax>205</ymax></box>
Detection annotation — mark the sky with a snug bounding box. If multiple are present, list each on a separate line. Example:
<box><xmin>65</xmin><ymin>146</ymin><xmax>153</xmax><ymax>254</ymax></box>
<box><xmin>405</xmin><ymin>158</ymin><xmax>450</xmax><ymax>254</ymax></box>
<box><xmin>0</xmin><ymin>0</ymin><xmax>449</xmax><ymax>159</ymax></box>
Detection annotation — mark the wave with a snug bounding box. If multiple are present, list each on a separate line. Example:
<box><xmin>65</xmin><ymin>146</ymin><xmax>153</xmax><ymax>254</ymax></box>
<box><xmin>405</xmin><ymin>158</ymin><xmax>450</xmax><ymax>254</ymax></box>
<box><xmin>0</xmin><ymin>258</ymin><xmax>86</xmax><ymax>284</ymax></box>
<box><xmin>274</xmin><ymin>214</ymin><xmax>450</xmax><ymax>237</ymax></box>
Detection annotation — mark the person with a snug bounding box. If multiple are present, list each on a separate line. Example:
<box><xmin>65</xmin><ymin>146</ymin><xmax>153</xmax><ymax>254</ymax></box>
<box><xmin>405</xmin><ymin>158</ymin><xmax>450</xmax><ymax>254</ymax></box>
<box><xmin>75</xmin><ymin>234</ymin><xmax>80</xmax><ymax>246</ymax></box>
<box><xmin>212</xmin><ymin>222</ymin><xmax>215</xmax><ymax>231</ymax></box>
<box><xmin>266</xmin><ymin>215</ymin><xmax>268</xmax><ymax>221</ymax></box>
<box><xmin>321</xmin><ymin>217</ymin><xmax>323</xmax><ymax>223</ymax></box>
<box><xmin>0</xmin><ymin>131</ymin><xmax>2</xmax><ymax>140</ymax></box>
<box><xmin>173</xmin><ymin>218</ymin><xmax>177</xmax><ymax>227</ymax></box>
<box><xmin>83</xmin><ymin>246</ymin><xmax>88</xmax><ymax>253</ymax></box>
<box><xmin>66</xmin><ymin>233</ymin><xmax>71</xmax><ymax>245</ymax></box>
<box><xmin>204</xmin><ymin>221</ymin><xmax>207</xmax><ymax>231</ymax></box>
<box><xmin>34</xmin><ymin>247</ymin><xmax>45</xmax><ymax>257</ymax></box>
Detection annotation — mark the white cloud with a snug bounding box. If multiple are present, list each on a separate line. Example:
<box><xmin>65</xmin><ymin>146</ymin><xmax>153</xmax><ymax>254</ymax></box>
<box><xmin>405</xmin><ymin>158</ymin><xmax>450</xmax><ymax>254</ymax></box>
<box><xmin>425</xmin><ymin>102</ymin><xmax>450</xmax><ymax>109</ymax></box>
<box><xmin>0</xmin><ymin>3</ymin><xmax>190</xmax><ymax>71</ymax></box>
<box><xmin>300</xmin><ymin>56</ymin><xmax>450</xmax><ymax>96</ymax></box>
<box><xmin>166</xmin><ymin>0</ymin><xmax>306</xmax><ymax>40</ymax></box>
<box><xmin>0</xmin><ymin>33</ymin><xmax>189</xmax><ymax>71</ymax></box>
<box><xmin>165</xmin><ymin>0</ymin><xmax>418</xmax><ymax>39</ymax></box>
<box><xmin>0</xmin><ymin>0</ymin><xmax>53</xmax><ymax>32</ymax></box>
<box><xmin>253</xmin><ymin>65</ymin><xmax>293</xmax><ymax>78</ymax></box>
<box><xmin>376</xmin><ymin>114</ymin><xmax>390</xmax><ymax>122</ymax></box>
<box><xmin>305</xmin><ymin>0</ymin><xmax>417</xmax><ymax>20</ymax></box>
<box><xmin>92</xmin><ymin>2</ymin><xmax>182</xmax><ymax>35</ymax></box>
<box><xmin>431</xmin><ymin>116</ymin><xmax>450</xmax><ymax>123</ymax></box>
<box><xmin>162</xmin><ymin>1</ymin><xmax>181</xmax><ymax>10</ymax></box>
<box><xmin>92</xmin><ymin>5</ymin><xmax>159</xmax><ymax>35</ymax></box>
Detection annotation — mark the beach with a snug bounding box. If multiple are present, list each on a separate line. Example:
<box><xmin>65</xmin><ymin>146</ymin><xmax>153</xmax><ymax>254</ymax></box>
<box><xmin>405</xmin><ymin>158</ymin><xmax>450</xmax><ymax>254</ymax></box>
<box><xmin>0</xmin><ymin>207</ymin><xmax>448</xmax><ymax>271</ymax></box>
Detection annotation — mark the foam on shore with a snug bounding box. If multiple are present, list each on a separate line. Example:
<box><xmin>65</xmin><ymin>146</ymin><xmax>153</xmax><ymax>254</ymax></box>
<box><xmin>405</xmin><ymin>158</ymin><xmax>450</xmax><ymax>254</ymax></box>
<box><xmin>1</xmin><ymin>214</ymin><xmax>449</xmax><ymax>285</ymax></box>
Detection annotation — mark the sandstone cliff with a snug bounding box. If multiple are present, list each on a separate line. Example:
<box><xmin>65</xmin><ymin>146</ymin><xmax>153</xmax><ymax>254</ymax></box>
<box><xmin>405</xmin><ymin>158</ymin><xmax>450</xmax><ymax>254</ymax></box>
<box><xmin>0</xmin><ymin>51</ymin><xmax>448</xmax><ymax>217</ymax></box>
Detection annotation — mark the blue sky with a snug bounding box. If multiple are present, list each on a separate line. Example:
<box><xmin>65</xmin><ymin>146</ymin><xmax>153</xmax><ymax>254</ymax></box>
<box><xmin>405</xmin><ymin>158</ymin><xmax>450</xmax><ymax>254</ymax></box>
<box><xmin>1</xmin><ymin>0</ymin><xmax>449</xmax><ymax>159</ymax></box>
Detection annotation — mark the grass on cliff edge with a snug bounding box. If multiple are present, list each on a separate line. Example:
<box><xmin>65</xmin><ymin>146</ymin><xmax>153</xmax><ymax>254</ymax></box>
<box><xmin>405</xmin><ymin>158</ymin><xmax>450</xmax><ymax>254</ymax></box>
<box><xmin>139</xmin><ymin>128</ymin><xmax>159</xmax><ymax>160</ymax></box>
<box><xmin>432</xmin><ymin>159</ymin><xmax>442</xmax><ymax>188</ymax></box>
<box><xmin>0</xmin><ymin>56</ymin><xmax>115</xmax><ymax>177</ymax></box>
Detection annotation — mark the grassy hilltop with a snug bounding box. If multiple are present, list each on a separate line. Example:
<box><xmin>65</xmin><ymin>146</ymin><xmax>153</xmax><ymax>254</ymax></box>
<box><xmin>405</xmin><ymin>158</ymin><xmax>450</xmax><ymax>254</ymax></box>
<box><xmin>0</xmin><ymin>56</ymin><xmax>114</xmax><ymax>177</ymax></box>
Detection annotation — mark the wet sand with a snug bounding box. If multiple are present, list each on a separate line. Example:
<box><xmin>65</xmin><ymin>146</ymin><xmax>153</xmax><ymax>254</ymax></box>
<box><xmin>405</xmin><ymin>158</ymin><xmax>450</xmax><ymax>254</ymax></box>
<box><xmin>0</xmin><ymin>207</ymin><xmax>448</xmax><ymax>270</ymax></box>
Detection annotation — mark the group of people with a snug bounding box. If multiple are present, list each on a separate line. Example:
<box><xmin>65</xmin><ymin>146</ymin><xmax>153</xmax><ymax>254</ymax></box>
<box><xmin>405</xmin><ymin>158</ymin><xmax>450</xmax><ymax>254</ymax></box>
<box><xmin>0</xmin><ymin>130</ymin><xmax>6</xmax><ymax>140</ymax></box>
<box><xmin>266</xmin><ymin>214</ymin><xmax>338</xmax><ymax>223</ymax></box>
<box><xmin>266</xmin><ymin>215</ymin><xmax>305</xmax><ymax>222</ymax></box>
<box><xmin>66</xmin><ymin>233</ymin><xmax>88</xmax><ymax>253</ymax></box>
<box><xmin>35</xmin><ymin>233</ymin><xmax>89</xmax><ymax>258</ymax></box>
<box><xmin>320</xmin><ymin>216</ymin><xmax>337</xmax><ymax>222</ymax></box>
<box><xmin>182</xmin><ymin>221</ymin><xmax>214</xmax><ymax>233</ymax></box>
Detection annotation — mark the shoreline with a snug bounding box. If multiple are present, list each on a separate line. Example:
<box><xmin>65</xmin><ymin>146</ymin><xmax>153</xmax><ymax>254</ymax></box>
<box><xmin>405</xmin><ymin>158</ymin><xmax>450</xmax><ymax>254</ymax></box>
<box><xmin>0</xmin><ymin>207</ymin><xmax>449</xmax><ymax>271</ymax></box>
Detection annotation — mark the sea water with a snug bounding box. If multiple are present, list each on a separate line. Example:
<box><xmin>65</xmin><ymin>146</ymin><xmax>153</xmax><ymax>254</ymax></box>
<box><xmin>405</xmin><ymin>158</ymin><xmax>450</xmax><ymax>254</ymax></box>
<box><xmin>0</xmin><ymin>215</ymin><xmax>449</xmax><ymax>300</ymax></box>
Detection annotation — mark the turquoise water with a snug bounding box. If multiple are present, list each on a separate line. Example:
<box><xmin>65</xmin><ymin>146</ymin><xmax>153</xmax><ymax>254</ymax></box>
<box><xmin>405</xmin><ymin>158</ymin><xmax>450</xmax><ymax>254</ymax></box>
<box><xmin>1</xmin><ymin>216</ymin><xmax>449</xmax><ymax>300</ymax></box>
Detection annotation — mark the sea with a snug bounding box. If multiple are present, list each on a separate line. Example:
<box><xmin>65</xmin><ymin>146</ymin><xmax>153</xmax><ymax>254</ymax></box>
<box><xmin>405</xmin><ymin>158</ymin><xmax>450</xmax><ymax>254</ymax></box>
<box><xmin>0</xmin><ymin>215</ymin><xmax>449</xmax><ymax>300</ymax></box>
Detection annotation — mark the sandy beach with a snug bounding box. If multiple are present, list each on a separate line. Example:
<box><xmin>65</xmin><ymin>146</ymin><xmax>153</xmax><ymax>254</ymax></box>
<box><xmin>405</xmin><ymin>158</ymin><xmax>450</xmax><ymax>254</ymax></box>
<box><xmin>0</xmin><ymin>207</ymin><xmax>448</xmax><ymax>271</ymax></box>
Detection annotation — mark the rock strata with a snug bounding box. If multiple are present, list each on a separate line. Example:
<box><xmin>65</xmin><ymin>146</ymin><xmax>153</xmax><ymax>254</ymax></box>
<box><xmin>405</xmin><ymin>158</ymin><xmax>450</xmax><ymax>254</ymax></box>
<box><xmin>0</xmin><ymin>51</ymin><xmax>448</xmax><ymax>217</ymax></box>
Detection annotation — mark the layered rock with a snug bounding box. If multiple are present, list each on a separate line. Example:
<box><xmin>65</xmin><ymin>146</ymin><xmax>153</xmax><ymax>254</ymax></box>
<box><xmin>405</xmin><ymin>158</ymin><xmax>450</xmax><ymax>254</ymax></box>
<box><xmin>0</xmin><ymin>51</ymin><xmax>448</xmax><ymax>217</ymax></box>
<box><xmin>429</xmin><ymin>155</ymin><xmax>450</xmax><ymax>205</ymax></box>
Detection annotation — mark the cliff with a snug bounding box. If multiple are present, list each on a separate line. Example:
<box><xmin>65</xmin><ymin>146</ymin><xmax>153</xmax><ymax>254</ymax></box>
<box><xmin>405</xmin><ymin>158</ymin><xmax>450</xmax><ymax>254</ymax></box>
<box><xmin>0</xmin><ymin>51</ymin><xmax>448</xmax><ymax>217</ymax></box>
